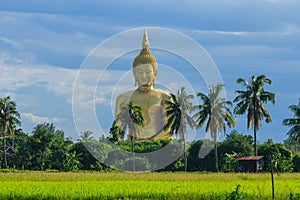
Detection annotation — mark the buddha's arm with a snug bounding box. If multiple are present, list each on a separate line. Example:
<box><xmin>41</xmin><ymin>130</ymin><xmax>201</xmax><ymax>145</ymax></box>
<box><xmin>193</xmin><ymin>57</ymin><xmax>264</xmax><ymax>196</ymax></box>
<box><xmin>115</xmin><ymin>95</ymin><xmax>123</xmax><ymax>120</ymax></box>
<box><xmin>149</xmin><ymin>92</ymin><xmax>173</xmax><ymax>140</ymax></box>
<box><xmin>115</xmin><ymin>91</ymin><xmax>132</xmax><ymax>119</ymax></box>
<box><xmin>114</xmin><ymin>94</ymin><xmax>128</xmax><ymax>132</ymax></box>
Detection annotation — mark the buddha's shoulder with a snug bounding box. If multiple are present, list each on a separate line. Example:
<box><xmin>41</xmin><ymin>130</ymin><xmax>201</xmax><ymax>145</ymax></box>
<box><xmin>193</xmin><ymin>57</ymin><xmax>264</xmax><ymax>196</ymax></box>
<box><xmin>116</xmin><ymin>90</ymin><xmax>134</xmax><ymax>102</ymax></box>
<box><xmin>152</xmin><ymin>89</ymin><xmax>171</xmax><ymax>99</ymax></box>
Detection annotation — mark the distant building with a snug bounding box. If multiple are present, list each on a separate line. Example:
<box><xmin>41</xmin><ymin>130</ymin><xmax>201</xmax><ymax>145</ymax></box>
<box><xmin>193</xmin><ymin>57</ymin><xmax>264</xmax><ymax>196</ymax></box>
<box><xmin>235</xmin><ymin>156</ymin><xmax>264</xmax><ymax>172</ymax></box>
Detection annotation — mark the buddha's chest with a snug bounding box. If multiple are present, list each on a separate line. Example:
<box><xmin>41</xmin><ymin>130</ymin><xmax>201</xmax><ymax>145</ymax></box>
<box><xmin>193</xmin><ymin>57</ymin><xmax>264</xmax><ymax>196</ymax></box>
<box><xmin>130</xmin><ymin>91</ymin><xmax>163</xmax><ymax>108</ymax></box>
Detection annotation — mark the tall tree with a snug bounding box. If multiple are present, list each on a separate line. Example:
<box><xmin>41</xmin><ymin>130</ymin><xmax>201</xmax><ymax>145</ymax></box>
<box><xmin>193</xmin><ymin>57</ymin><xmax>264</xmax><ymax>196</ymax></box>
<box><xmin>0</xmin><ymin>96</ymin><xmax>21</xmax><ymax>168</ymax></box>
<box><xmin>25</xmin><ymin>123</ymin><xmax>69</xmax><ymax>170</ymax></box>
<box><xmin>284</xmin><ymin>137</ymin><xmax>300</xmax><ymax>154</ymax></box>
<box><xmin>116</xmin><ymin>101</ymin><xmax>144</xmax><ymax>171</ymax></box>
<box><xmin>78</xmin><ymin>130</ymin><xmax>95</xmax><ymax>141</ymax></box>
<box><xmin>164</xmin><ymin>87</ymin><xmax>195</xmax><ymax>171</ymax></box>
<box><xmin>233</xmin><ymin>74</ymin><xmax>275</xmax><ymax>156</ymax></box>
<box><xmin>282</xmin><ymin>99</ymin><xmax>300</xmax><ymax>144</ymax></box>
<box><xmin>193</xmin><ymin>84</ymin><xmax>236</xmax><ymax>172</ymax></box>
<box><xmin>219</xmin><ymin>130</ymin><xmax>254</xmax><ymax>157</ymax></box>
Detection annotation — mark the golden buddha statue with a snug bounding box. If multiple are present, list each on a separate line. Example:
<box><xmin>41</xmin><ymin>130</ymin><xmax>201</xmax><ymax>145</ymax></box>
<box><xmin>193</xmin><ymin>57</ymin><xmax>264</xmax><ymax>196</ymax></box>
<box><xmin>115</xmin><ymin>30</ymin><xmax>173</xmax><ymax>140</ymax></box>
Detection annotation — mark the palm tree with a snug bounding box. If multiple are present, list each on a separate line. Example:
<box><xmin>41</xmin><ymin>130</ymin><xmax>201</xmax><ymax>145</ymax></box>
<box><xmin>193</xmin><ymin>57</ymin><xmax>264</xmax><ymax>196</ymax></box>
<box><xmin>78</xmin><ymin>130</ymin><xmax>95</xmax><ymax>141</ymax></box>
<box><xmin>283</xmin><ymin>99</ymin><xmax>300</xmax><ymax>143</ymax></box>
<box><xmin>109</xmin><ymin>120</ymin><xmax>120</xmax><ymax>143</ymax></box>
<box><xmin>116</xmin><ymin>101</ymin><xmax>144</xmax><ymax>140</ymax></box>
<box><xmin>164</xmin><ymin>87</ymin><xmax>196</xmax><ymax>171</ymax></box>
<box><xmin>0</xmin><ymin>96</ymin><xmax>21</xmax><ymax>168</ymax></box>
<box><xmin>116</xmin><ymin>101</ymin><xmax>144</xmax><ymax>171</ymax></box>
<box><xmin>233</xmin><ymin>74</ymin><xmax>275</xmax><ymax>156</ymax></box>
<box><xmin>193</xmin><ymin>84</ymin><xmax>235</xmax><ymax>172</ymax></box>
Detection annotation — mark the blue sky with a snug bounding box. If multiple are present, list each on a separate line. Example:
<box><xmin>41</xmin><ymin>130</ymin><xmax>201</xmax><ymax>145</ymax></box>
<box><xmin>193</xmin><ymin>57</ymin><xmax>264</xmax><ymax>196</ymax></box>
<box><xmin>0</xmin><ymin>0</ymin><xmax>299</xmax><ymax>143</ymax></box>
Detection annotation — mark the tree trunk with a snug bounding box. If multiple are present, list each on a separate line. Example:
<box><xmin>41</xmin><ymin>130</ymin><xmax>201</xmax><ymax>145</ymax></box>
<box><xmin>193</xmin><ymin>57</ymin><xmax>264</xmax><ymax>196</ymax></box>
<box><xmin>2</xmin><ymin>127</ymin><xmax>8</xmax><ymax>169</ymax></box>
<box><xmin>270</xmin><ymin>155</ymin><xmax>275</xmax><ymax>199</ymax></box>
<box><xmin>254</xmin><ymin>128</ymin><xmax>257</xmax><ymax>156</ymax></box>
<box><xmin>3</xmin><ymin>133</ymin><xmax>8</xmax><ymax>169</ymax></box>
<box><xmin>215</xmin><ymin>140</ymin><xmax>219</xmax><ymax>172</ymax></box>
<box><xmin>131</xmin><ymin>137</ymin><xmax>135</xmax><ymax>172</ymax></box>
<box><xmin>253</xmin><ymin>99</ymin><xmax>258</xmax><ymax>156</ymax></box>
<box><xmin>184</xmin><ymin>132</ymin><xmax>187</xmax><ymax>172</ymax></box>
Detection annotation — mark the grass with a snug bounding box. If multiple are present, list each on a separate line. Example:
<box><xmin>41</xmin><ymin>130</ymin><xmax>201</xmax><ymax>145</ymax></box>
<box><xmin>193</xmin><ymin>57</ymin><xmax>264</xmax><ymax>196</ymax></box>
<box><xmin>0</xmin><ymin>172</ymin><xmax>299</xmax><ymax>199</ymax></box>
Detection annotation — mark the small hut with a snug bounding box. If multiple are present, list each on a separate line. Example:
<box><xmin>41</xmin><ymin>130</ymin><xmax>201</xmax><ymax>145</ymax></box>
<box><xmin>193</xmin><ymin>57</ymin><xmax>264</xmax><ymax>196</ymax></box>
<box><xmin>0</xmin><ymin>146</ymin><xmax>16</xmax><ymax>155</ymax></box>
<box><xmin>235</xmin><ymin>156</ymin><xmax>264</xmax><ymax>172</ymax></box>
<box><xmin>0</xmin><ymin>146</ymin><xmax>16</xmax><ymax>168</ymax></box>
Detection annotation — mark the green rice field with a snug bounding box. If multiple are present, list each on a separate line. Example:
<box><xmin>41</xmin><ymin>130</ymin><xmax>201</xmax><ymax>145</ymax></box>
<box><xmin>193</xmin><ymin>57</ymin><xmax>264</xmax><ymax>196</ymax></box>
<box><xmin>0</xmin><ymin>172</ymin><xmax>299</xmax><ymax>199</ymax></box>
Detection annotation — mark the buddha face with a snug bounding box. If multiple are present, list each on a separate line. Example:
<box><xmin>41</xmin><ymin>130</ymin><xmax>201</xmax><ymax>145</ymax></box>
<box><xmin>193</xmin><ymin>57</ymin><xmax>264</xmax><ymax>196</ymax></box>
<box><xmin>133</xmin><ymin>63</ymin><xmax>155</xmax><ymax>86</ymax></box>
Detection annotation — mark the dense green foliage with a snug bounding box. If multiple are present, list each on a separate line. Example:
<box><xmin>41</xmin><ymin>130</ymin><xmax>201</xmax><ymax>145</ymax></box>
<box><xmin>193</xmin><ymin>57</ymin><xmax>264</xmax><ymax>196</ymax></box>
<box><xmin>1</xmin><ymin>124</ymin><xmax>299</xmax><ymax>173</ymax></box>
<box><xmin>258</xmin><ymin>139</ymin><xmax>293</xmax><ymax>172</ymax></box>
<box><xmin>292</xmin><ymin>154</ymin><xmax>300</xmax><ymax>172</ymax></box>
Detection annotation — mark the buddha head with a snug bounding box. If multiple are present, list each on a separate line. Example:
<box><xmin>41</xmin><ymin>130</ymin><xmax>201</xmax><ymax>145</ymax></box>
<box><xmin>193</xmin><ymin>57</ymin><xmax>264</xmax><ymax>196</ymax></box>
<box><xmin>133</xmin><ymin>30</ymin><xmax>158</xmax><ymax>87</ymax></box>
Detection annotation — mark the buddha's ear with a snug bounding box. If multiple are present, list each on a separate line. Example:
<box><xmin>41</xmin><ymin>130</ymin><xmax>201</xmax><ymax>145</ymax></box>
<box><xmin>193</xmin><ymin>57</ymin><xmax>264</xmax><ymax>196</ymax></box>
<box><xmin>132</xmin><ymin>69</ymin><xmax>137</xmax><ymax>78</ymax></box>
<box><xmin>132</xmin><ymin>69</ymin><xmax>138</xmax><ymax>86</ymax></box>
<box><xmin>152</xmin><ymin>63</ymin><xmax>158</xmax><ymax>77</ymax></box>
<box><xmin>152</xmin><ymin>76</ymin><xmax>156</xmax><ymax>86</ymax></box>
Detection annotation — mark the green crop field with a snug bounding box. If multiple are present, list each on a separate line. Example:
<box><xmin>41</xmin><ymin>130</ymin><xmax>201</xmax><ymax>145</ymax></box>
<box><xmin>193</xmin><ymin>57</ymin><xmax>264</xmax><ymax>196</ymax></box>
<box><xmin>0</xmin><ymin>172</ymin><xmax>299</xmax><ymax>199</ymax></box>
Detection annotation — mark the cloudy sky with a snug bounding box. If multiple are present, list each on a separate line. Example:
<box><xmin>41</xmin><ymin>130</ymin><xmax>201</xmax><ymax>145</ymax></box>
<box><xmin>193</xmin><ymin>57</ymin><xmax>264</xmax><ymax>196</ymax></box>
<box><xmin>0</xmin><ymin>0</ymin><xmax>299</xmax><ymax>143</ymax></box>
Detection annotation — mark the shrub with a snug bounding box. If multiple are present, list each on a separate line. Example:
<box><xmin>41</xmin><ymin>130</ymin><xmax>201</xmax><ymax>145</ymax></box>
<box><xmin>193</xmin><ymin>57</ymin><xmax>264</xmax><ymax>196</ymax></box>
<box><xmin>292</xmin><ymin>154</ymin><xmax>300</xmax><ymax>172</ymax></box>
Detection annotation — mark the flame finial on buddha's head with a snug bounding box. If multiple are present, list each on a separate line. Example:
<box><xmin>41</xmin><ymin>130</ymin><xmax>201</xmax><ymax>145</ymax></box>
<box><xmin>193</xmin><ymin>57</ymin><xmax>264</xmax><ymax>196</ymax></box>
<box><xmin>133</xmin><ymin>30</ymin><xmax>157</xmax><ymax>75</ymax></box>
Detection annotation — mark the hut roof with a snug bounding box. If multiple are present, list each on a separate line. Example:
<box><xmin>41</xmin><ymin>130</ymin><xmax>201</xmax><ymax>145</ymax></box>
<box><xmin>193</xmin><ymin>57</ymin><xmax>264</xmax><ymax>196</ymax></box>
<box><xmin>235</xmin><ymin>156</ymin><xmax>264</xmax><ymax>161</ymax></box>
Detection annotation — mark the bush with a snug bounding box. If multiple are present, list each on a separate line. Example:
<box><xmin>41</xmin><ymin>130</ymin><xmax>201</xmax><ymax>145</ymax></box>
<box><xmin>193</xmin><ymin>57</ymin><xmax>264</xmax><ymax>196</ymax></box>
<box><xmin>123</xmin><ymin>157</ymin><xmax>151</xmax><ymax>172</ymax></box>
<box><xmin>259</xmin><ymin>142</ymin><xmax>293</xmax><ymax>172</ymax></box>
<box><xmin>292</xmin><ymin>154</ymin><xmax>300</xmax><ymax>172</ymax></box>
<box><xmin>221</xmin><ymin>152</ymin><xmax>240</xmax><ymax>173</ymax></box>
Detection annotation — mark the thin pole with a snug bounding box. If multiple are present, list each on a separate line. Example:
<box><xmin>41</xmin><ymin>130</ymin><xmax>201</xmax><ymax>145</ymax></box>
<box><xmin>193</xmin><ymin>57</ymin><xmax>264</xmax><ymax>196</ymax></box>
<box><xmin>131</xmin><ymin>136</ymin><xmax>135</xmax><ymax>172</ymax></box>
<box><xmin>270</xmin><ymin>155</ymin><xmax>275</xmax><ymax>199</ymax></box>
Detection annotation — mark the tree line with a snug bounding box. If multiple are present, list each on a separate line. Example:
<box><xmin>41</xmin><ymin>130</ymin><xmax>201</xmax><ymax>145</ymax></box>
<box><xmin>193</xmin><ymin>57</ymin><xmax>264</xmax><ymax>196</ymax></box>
<box><xmin>1</xmin><ymin>124</ymin><xmax>299</xmax><ymax>172</ymax></box>
<box><xmin>0</xmin><ymin>74</ymin><xmax>300</xmax><ymax>172</ymax></box>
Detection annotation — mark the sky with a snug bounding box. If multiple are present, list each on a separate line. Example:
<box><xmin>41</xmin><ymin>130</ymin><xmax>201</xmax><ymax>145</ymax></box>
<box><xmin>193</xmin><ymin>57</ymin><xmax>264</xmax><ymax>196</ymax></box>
<box><xmin>0</xmin><ymin>0</ymin><xmax>299</xmax><ymax>143</ymax></box>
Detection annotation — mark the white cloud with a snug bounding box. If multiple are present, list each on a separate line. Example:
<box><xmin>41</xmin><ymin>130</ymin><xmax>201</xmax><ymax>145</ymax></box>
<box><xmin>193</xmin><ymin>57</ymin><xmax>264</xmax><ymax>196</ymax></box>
<box><xmin>0</xmin><ymin>60</ymin><xmax>76</xmax><ymax>96</ymax></box>
<box><xmin>22</xmin><ymin>113</ymin><xmax>67</xmax><ymax>124</ymax></box>
<box><xmin>22</xmin><ymin>113</ymin><xmax>49</xmax><ymax>124</ymax></box>
<box><xmin>0</xmin><ymin>37</ymin><xmax>22</xmax><ymax>49</ymax></box>
<box><xmin>0</xmin><ymin>59</ymin><xmax>130</xmax><ymax>116</ymax></box>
